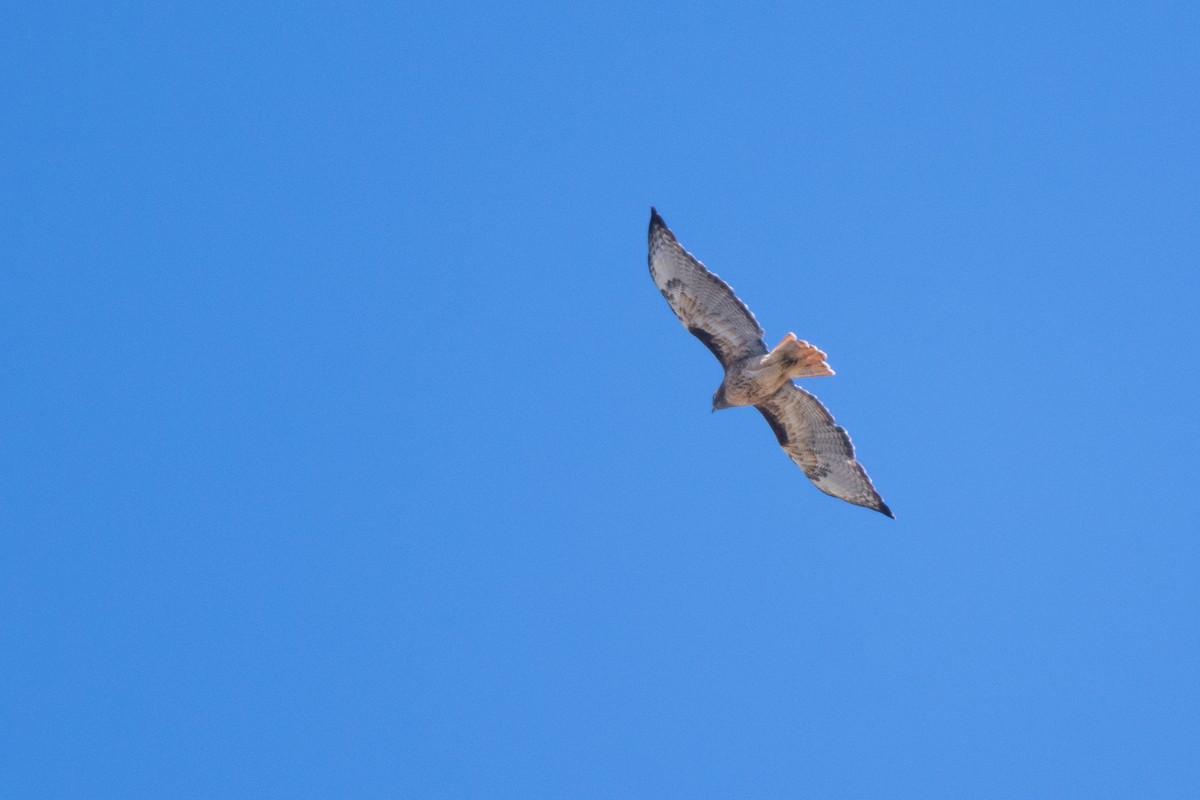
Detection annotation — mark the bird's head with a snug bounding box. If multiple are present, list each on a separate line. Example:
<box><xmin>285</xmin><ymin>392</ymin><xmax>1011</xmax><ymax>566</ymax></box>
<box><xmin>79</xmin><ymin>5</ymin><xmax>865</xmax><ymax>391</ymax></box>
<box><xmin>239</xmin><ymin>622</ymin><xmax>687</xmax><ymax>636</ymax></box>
<box><xmin>711</xmin><ymin>386</ymin><xmax>731</xmax><ymax>412</ymax></box>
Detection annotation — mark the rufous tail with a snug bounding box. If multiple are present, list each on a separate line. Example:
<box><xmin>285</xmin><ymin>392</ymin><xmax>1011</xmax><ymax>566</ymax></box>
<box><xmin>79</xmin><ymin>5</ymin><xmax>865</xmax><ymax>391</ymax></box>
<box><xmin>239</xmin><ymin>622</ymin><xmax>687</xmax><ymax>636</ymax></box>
<box><xmin>771</xmin><ymin>332</ymin><xmax>835</xmax><ymax>378</ymax></box>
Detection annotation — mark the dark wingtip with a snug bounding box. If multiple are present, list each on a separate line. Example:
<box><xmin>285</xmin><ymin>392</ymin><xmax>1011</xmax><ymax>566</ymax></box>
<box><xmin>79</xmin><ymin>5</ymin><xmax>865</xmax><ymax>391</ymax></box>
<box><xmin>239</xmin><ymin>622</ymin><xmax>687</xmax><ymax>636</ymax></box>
<box><xmin>876</xmin><ymin>501</ymin><xmax>895</xmax><ymax>519</ymax></box>
<box><xmin>649</xmin><ymin>207</ymin><xmax>665</xmax><ymax>229</ymax></box>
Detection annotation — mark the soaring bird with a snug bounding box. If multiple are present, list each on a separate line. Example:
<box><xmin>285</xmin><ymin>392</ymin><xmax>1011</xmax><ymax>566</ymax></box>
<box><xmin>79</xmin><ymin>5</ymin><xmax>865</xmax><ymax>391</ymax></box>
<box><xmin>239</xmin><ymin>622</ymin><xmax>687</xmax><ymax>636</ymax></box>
<box><xmin>647</xmin><ymin>208</ymin><xmax>893</xmax><ymax>518</ymax></box>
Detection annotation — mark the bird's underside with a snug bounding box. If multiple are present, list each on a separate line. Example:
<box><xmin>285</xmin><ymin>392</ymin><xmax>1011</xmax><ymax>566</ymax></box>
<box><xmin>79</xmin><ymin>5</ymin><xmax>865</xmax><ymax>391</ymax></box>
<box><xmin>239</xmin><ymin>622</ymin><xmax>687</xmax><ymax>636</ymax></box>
<box><xmin>714</xmin><ymin>332</ymin><xmax>834</xmax><ymax>408</ymax></box>
<box><xmin>647</xmin><ymin>207</ymin><xmax>893</xmax><ymax>518</ymax></box>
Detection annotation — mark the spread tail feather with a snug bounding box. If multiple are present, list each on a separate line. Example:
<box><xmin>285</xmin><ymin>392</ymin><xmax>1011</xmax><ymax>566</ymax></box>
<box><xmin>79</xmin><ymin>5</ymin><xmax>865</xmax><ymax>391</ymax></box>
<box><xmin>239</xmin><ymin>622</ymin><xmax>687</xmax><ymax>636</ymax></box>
<box><xmin>771</xmin><ymin>333</ymin><xmax>834</xmax><ymax>378</ymax></box>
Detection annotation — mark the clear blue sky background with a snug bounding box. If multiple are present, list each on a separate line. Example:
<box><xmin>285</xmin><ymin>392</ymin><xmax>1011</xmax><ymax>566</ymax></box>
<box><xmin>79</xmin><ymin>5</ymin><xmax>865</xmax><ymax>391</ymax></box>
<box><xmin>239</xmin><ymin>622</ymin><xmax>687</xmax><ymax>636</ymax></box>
<box><xmin>4</xmin><ymin>2</ymin><xmax>1199</xmax><ymax>797</ymax></box>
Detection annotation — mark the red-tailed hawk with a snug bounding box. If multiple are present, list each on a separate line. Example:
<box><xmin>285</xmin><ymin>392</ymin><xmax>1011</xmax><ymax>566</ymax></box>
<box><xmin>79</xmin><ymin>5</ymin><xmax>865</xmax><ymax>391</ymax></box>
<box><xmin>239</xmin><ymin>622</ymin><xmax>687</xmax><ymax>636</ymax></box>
<box><xmin>648</xmin><ymin>208</ymin><xmax>893</xmax><ymax>518</ymax></box>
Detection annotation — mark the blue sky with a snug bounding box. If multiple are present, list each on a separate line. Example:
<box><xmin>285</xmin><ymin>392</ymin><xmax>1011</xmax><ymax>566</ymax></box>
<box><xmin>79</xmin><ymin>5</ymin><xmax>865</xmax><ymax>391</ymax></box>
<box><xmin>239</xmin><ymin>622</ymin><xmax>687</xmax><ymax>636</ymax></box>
<box><xmin>4</xmin><ymin>2</ymin><xmax>1199</xmax><ymax>797</ymax></box>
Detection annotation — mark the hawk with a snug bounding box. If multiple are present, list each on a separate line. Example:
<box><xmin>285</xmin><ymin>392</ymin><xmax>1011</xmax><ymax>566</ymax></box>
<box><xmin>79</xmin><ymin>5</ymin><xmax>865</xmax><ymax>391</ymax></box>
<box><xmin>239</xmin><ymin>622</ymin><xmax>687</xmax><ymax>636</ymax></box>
<box><xmin>647</xmin><ymin>208</ymin><xmax>893</xmax><ymax>518</ymax></box>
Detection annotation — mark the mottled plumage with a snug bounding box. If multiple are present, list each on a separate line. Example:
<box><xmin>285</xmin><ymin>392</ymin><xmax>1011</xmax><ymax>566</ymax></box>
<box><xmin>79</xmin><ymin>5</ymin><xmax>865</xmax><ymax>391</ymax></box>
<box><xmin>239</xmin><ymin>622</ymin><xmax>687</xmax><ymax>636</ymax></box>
<box><xmin>647</xmin><ymin>208</ymin><xmax>893</xmax><ymax>518</ymax></box>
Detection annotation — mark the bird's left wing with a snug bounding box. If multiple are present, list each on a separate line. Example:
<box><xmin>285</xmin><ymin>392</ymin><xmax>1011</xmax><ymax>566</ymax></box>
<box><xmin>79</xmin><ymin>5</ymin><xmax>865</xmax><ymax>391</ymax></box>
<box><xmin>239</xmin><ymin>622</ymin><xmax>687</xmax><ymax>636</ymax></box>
<box><xmin>648</xmin><ymin>208</ymin><xmax>766</xmax><ymax>368</ymax></box>
<box><xmin>755</xmin><ymin>382</ymin><xmax>893</xmax><ymax>517</ymax></box>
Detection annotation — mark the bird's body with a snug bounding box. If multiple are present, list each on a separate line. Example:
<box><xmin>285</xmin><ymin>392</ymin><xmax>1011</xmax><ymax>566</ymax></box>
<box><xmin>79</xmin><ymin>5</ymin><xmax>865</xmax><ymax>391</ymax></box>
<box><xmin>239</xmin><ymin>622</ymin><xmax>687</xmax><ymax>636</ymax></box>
<box><xmin>647</xmin><ymin>207</ymin><xmax>893</xmax><ymax>518</ymax></box>
<box><xmin>713</xmin><ymin>332</ymin><xmax>835</xmax><ymax>409</ymax></box>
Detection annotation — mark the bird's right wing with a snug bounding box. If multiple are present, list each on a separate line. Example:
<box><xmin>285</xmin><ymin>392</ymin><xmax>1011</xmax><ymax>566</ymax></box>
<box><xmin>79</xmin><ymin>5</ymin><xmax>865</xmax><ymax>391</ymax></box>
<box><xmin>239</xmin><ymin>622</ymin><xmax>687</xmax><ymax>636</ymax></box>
<box><xmin>648</xmin><ymin>208</ymin><xmax>766</xmax><ymax>368</ymax></box>
<box><xmin>755</xmin><ymin>382</ymin><xmax>893</xmax><ymax>517</ymax></box>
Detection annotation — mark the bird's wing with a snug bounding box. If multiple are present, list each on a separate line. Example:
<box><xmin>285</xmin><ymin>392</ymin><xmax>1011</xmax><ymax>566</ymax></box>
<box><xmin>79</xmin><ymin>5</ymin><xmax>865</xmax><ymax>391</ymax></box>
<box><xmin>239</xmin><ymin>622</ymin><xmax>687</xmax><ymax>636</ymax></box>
<box><xmin>755</xmin><ymin>382</ymin><xmax>893</xmax><ymax>517</ymax></box>
<box><xmin>648</xmin><ymin>208</ymin><xmax>766</xmax><ymax>368</ymax></box>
